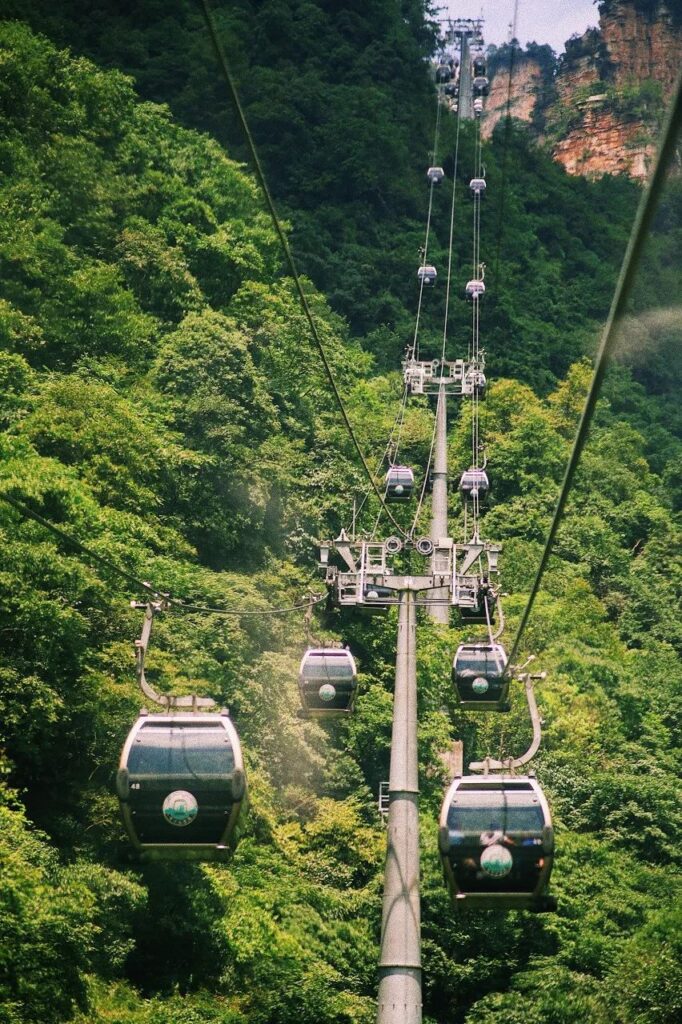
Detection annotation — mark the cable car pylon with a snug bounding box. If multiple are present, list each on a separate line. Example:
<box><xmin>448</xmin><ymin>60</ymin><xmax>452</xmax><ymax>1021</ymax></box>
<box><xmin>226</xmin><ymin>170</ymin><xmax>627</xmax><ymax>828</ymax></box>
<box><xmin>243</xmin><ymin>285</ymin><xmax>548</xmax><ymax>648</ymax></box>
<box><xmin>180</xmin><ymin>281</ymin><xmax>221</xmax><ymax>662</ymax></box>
<box><xmin>429</xmin><ymin>385</ymin><xmax>450</xmax><ymax>624</ymax></box>
<box><xmin>377</xmin><ymin>588</ymin><xmax>421</xmax><ymax>1024</ymax></box>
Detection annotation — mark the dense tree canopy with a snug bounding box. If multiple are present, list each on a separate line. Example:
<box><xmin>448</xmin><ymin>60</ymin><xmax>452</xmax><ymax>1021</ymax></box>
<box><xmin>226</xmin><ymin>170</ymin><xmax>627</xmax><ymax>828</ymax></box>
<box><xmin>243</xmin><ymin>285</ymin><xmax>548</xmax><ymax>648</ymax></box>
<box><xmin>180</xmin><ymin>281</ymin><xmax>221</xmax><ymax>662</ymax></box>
<box><xmin>0</xmin><ymin>9</ymin><xmax>680</xmax><ymax>1024</ymax></box>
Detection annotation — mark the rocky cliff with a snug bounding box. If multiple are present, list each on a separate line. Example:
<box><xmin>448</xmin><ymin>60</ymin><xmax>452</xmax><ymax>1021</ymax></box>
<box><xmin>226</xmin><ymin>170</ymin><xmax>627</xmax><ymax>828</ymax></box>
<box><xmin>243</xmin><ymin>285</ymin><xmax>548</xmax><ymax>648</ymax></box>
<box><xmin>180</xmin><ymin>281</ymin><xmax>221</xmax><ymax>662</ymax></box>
<box><xmin>483</xmin><ymin>0</ymin><xmax>682</xmax><ymax>180</ymax></box>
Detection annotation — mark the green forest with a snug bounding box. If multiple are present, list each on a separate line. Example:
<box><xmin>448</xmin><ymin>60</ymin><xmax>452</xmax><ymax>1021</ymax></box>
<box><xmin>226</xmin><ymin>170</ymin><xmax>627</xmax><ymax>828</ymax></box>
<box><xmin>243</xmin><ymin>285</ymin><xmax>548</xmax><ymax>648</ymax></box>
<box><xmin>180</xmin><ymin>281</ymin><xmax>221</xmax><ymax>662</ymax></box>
<box><xmin>0</xmin><ymin>3</ymin><xmax>680</xmax><ymax>1023</ymax></box>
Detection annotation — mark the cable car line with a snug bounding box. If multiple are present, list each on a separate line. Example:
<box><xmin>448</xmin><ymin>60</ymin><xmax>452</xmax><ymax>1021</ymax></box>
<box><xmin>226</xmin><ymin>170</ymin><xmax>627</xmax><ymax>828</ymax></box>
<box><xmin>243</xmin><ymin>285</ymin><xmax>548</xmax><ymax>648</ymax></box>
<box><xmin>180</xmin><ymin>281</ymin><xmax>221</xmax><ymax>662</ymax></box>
<box><xmin>410</xmin><ymin>85</ymin><xmax>465</xmax><ymax>540</ymax></box>
<box><xmin>0</xmin><ymin>490</ymin><xmax>328</xmax><ymax>618</ymax></box>
<box><xmin>506</xmin><ymin>69</ymin><xmax>682</xmax><ymax>670</ymax></box>
<box><xmin>351</xmin><ymin>382</ymin><xmax>412</xmax><ymax>533</ymax></box>
<box><xmin>364</xmin><ymin>75</ymin><xmax>449</xmax><ymax>541</ymax></box>
<box><xmin>197</xmin><ymin>0</ymin><xmax>408</xmax><ymax>540</ymax></box>
<box><xmin>407</xmin><ymin>76</ymin><xmax>466</xmax><ymax>540</ymax></box>
<box><xmin>412</xmin><ymin>87</ymin><xmax>444</xmax><ymax>361</ymax></box>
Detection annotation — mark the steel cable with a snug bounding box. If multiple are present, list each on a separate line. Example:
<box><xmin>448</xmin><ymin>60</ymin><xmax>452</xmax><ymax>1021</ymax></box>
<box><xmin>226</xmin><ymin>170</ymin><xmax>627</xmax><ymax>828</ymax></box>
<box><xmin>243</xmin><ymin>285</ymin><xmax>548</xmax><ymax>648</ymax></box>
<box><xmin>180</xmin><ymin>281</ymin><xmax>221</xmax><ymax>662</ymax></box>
<box><xmin>0</xmin><ymin>491</ymin><xmax>326</xmax><ymax>617</ymax></box>
<box><xmin>506</xmin><ymin>70</ymin><xmax>682</xmax><ymax>667</ymax></box>
<box><xmin>198</xmin><ymin>0</ymin><xmax>408</xmax><ymax>538</ymax></box>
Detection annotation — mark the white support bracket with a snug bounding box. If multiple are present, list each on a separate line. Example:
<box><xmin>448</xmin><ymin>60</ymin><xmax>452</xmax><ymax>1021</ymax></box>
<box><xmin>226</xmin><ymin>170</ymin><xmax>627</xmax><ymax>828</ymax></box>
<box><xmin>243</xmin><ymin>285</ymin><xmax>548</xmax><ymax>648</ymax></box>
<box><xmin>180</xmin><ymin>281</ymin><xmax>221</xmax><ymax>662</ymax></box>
<box><xmin>468</xmin><ymin>672</ymin><xmax>546</xmax><ymax>773</ymax></box>
<box><xmin>132</xmin><ymin>601</ymin><xmax>217</xmax><ymax>710</ymax></box>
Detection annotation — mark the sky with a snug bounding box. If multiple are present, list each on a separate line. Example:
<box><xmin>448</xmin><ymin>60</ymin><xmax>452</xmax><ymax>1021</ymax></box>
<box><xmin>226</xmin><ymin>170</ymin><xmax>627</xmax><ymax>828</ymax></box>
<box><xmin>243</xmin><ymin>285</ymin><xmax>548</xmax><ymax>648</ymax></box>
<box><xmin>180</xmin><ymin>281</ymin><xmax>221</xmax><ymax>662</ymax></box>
<box><xmin>439</xmin><ymin>1</ymin><xmax>602</xmax><ymax>54</ymax></box>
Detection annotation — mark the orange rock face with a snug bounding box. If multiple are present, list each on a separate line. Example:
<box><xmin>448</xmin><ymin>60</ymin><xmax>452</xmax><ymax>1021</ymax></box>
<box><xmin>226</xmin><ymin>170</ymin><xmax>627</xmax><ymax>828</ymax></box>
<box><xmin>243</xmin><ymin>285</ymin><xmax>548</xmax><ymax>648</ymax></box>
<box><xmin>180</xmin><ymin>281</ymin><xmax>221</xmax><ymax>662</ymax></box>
<box><xmin>482</xmin><ymin>56</ymin><xmax>544</xmax><ymax>139</ymax></box>
<box><xmin>552</xmin><ymin>107</ymin><xmax>654</xmax><ymax>179</ymax></box>
<box><xmin>482</xmin><ymin>0</ymin><xmax>682</xmax><ymax>180</ymax></box>
<box><xmin>604</xmin><ymin>0</ymin><xmax>682</xmax><ymax>99</ymax></box>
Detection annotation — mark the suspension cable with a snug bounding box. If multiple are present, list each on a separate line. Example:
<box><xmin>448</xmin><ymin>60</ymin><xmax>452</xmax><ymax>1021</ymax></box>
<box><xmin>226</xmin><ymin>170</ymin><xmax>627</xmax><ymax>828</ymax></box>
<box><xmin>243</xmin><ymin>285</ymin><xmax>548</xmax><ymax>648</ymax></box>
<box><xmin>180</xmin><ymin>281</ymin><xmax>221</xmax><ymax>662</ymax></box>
<box><xmin>467</xmin><ymin>110</ymin><xmax>485</xmax><ymax>539</ymax></box>
<box><xmin>440</xmin><ymin>93</ymin><xmax>463</xmax><ymax>364</ymax></box>
<box><xmin>352</xmin><ymin>378</ymin><xmax>411</xmax><ymax>530</ymax></box>
<box><xmin>410</xmin><ymin>87</ymin><xmax>464</xmax><ymax>537</ymax></box>
<box><xmin>0</xmin><ymin>490</ymin><xmax>326</xmax><ymax>617</ymax></box>
<box><xmin>506</xmin><ymin>69</ymin><xmax>682</xmax><ymax>667</ymax></box>
<box><xmin>409</xmin><ymin>85</ymin><xmax>444</xmax><ymax>363</ymax></box>
<box><xmin>197</xmin><ymin>0</ymin><xmax>408</xmax><ymax>538</ymax></box>
<box><xmin>373</xmin><ymin>75</ymin><xmax>447</xmax><ymax>538</ymax></box>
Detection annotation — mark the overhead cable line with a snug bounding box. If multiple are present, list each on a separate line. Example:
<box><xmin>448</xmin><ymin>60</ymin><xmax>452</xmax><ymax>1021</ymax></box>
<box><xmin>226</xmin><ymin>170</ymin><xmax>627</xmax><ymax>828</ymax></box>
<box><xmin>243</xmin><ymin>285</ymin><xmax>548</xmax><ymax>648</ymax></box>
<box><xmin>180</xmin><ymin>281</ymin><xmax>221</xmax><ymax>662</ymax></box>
<box><xmin>198</xmin><ymin>0</ymin><xmax>408</xmax><ymax>539</ymax></box>
<box><xmin>410</xmin><ymin>87</ymin><xmax>444</xmax><ymax>362</ymax></box>
<box><xmin>410</xmin><ymin>89</ymin><xmax>464</xmax><ymax>537</ymax></box>
<box><xmin>506</xmin><ymin>70</ymin><xmax>682</xmax><ymax>668</ymax></box>
<box><xmin>440</xmin><ymin>94</ymin><xmax>463</xmax><ymax>365</ymax></box>
<box><xmin>0</xmin><ymin>491</ymin><xmax>325</xmax><ymax>618</ymax></box>
<box><xmin>372</xmin><ymin>78</ymin><xmax>446</xmax><ymax>539</ymax></box>
<box><xmin>352</xmin><ymin>380</ymin><xmax>411</xmax><ymax>531</ymax></box>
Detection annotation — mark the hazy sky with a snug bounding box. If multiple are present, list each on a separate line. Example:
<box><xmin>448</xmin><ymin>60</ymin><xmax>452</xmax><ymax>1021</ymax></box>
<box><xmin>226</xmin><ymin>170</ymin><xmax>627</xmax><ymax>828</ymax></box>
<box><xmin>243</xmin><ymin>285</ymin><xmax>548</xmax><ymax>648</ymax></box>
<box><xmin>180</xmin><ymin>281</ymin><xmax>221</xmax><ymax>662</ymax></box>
<box><xmin>440</xmin><ymin>1</ymin><xmax>601</xmax><ymax>54</ymax></box>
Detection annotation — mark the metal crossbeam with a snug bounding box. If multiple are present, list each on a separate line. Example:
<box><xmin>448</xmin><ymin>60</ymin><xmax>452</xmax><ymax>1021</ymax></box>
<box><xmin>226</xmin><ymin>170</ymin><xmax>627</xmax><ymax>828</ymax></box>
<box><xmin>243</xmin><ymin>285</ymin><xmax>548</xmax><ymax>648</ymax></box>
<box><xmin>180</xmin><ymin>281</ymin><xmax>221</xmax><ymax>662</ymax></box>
<box><xmin>322</xmin><ymin>536</ymin><xmax>501</xmax><ymax>610</ymax></box>
<box><xmin>403</xmin><ymin>357</ymin><xmax>485</xmax><ymax>397</ymax></box>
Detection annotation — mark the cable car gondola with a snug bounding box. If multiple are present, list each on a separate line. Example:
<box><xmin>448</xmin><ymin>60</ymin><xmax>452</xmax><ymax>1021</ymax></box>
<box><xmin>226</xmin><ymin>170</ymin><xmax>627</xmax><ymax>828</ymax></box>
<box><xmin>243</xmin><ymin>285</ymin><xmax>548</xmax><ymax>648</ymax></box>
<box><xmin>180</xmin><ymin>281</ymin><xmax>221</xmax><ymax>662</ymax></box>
<box><xmin>418</xmin><ymin>265</ymin><xmax>438</xmax><ymax>286</ymax></box>
<box><xmin>465</xmin><ymin>278</ymin><xmax>485</xmax><ymax>301</ymax></box>
<box><xmin>469</xmin><ymin>177</ymin><xmax>487</xmax><ymax>197</ymax></box>
<box><xmin>435</xmin><ymin>63</ymin><xmax>452</xmax><ymax>83</ymax></box>
<box><xmin>427</xmin><ymin>166</ymin><xmax>445</xmax><ymax>185</ymax></box>
<box><xmin>453</xmin><ymin>642</ymin><xmax>509</xmax><ymax>709</ymax></box>
<box><xmin>473</xmin><ymin>57</ymin><xmax>487</xmax><ymax>77</ymax></box>
<box><xmin>472</xmin><ymin>75</ymin><xmax>490</xmax><ymax>97</ymax></box>
<box><xmin>298</xmin><ymin>647</ymin><xmax>357</xmax><ymax>717</ymax></box>
<box><xmin>385</xmin><ymin>465</ymin><xmax>415</xmax><ymax>501</ymax></box>
<box><xmin>458</xmin><ymin>468</ymin><xmax>490</xmax><ymax>502</ymax></box>
<box><xmin>439</xmin><ymin>774</ymin><xmax>556</xmax><ymax>911</ymax></box>
<box><xmin>117</xmin><ymin>710</ymin><xmax>247</xmax><ymax>861</ymax></box>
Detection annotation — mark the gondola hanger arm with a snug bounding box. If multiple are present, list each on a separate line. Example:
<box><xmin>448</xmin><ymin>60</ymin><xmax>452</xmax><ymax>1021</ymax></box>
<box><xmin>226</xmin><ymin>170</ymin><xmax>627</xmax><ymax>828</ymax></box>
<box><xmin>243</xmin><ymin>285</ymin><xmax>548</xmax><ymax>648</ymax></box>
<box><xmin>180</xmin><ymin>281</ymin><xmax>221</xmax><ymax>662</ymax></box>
<box><xmin>132</xmin><ymin>601</ymin><xmax>217</xmax><ymax>710</ymax></box>
<box><xmin>468</xmin><ymin>669</ymin><xmax>546</xmax><ymax>773</ymax></box>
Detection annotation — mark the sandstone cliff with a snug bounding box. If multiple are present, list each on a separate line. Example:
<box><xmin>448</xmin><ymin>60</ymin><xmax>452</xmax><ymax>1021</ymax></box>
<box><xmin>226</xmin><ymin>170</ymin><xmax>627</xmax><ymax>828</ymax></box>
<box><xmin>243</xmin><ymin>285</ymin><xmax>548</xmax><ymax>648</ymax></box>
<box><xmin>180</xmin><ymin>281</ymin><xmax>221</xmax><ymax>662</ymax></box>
<box><xmin>483</xmin><ymin>0</ymin><xmax>682</xmax><ymax>180</ymax></box>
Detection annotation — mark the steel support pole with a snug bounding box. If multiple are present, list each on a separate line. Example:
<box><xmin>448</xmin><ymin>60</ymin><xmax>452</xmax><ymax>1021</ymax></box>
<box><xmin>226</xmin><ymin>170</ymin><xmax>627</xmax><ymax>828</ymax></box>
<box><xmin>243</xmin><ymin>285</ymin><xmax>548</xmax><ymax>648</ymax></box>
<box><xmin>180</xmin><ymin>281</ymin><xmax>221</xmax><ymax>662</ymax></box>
<box><xmin>430</xmin><ymin>388</ymin><xmax>450</xmax><ymax>624</ymax></box>
<box><xmin>377</xmin><ymin>589</ymin><xmax>421</xmax><ymax>1024</ymax></box>
<box><xmin>459</xmin><ymin>34</ymin><xmax>474</xmax><ymax>121</ymax></box>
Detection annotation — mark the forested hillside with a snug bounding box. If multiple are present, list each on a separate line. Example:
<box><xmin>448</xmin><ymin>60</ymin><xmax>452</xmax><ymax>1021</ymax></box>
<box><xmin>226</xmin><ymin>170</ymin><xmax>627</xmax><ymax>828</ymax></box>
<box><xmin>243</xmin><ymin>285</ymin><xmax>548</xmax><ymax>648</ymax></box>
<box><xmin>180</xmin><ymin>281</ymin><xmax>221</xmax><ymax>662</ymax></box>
<box><xmin>0</xmin><ymin>6</ymin><xmax>680</xmax><ymax>1024</ymax></box>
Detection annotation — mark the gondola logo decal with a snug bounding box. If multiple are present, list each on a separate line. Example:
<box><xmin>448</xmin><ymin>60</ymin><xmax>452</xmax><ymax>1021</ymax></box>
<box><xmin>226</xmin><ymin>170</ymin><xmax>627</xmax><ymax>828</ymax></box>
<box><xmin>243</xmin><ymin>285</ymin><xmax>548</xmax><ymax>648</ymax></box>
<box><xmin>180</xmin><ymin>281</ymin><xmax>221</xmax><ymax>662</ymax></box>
<box><xmin>319</xmin><ymin>684</ymin><xmax>336</xmax><ymax>702</ymax></box>
<box><xmin>163</xmin><ymin>790</ymin><xmax>199</xmax><ymax>826</ymax></box>
<box><xmin>480</xmin><ymin>843</ymin><xmax>513</xmax><ymax>878</ymax></box>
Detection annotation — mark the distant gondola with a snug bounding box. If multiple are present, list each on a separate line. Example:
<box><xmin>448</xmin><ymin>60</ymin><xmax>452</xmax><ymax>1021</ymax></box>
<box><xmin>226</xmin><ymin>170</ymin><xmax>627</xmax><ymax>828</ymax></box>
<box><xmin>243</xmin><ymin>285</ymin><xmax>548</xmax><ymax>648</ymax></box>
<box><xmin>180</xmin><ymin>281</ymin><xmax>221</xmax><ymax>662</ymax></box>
<box><xmin>363</xmin><ymin>583</ymin><xmax>394</xmax><ymax>606</ymax></box>
<box><xmin>469</xmin><ymin>177</ymin><xmax>487</xmax><ymax>197</ymax></box>
<box><xmin>465</xmin><ymin>278</ymin><xmax>485</xmax><ymax>301</ymax></box>
<box><xmin>298</xmin><ymin>647</ymin><xmax>357</xmax><ymax>716</ymax></box>
<box><xmin>463</xmin><ymin>368</ymin><xmax>487</xmax><ymax>397</ymax></box>
<box><xmin>418</xmin><ymin>265</ymin><xmax>438</xmax><ymax>286</ymax></box>
<box><xmin>472</xmin><ymin>75</ymin><xmax>490</xmax><ymax>97</ymax></box>
<box><xmin>117</xmin><ymin>711</ymin><xmax>247</xmax><ymax>861</ymax></box>
<box><xmin>452</xmin><ymin>642</ymin><xmax>509</xmax><ymax>709</ymax></box>
<box><xmin>427</xmin><ymin>166</ymin><xmax>445</xmax><ymax>185</ymax></box>
<box><xmin>438</xmin><ymin>774</ymin><xmax>556</xmax><ymax>911</ymax></box>
<box><xmin>385</xmin><ymin>465</ymin><xmax>415</xmax><ymax>501</ymax></box>
<box><xmin>458</xmin><ymin>468</ymin><xmax>490</xmax><ymax>502</ymax></box>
